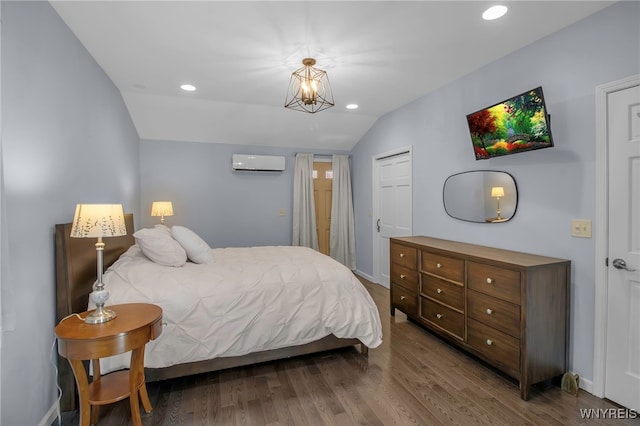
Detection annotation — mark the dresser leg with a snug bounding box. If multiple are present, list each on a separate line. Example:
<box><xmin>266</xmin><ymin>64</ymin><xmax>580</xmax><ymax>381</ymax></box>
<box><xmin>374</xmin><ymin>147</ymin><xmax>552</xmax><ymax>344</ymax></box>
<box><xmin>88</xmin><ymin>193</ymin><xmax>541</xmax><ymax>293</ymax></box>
<box><xmin>520</xmin><ymin>382</ymin><xmax>530</xmax><ymax>401</ymax></box>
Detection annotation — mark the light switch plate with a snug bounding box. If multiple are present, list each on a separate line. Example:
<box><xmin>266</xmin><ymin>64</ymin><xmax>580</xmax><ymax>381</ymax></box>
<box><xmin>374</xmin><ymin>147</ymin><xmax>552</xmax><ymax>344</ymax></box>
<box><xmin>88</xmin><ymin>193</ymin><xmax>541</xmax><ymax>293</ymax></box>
<box><xmin>571</xmin><ymin>219</ymin><xmax>592</xmax><ymax>238</ymax></box>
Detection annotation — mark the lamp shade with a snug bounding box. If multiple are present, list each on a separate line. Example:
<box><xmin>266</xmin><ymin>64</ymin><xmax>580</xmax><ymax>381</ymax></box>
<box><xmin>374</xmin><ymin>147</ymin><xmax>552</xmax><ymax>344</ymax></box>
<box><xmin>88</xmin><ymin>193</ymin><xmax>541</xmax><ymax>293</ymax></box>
<box><xmin>491</xmin><ymin>187</ymin><xmax>505</xmax><ymax>198</ymax></box>
<box><xmin>70</xmin><ymin>204</ymin><xmax>127</xmax><ymax>238</ymax></box>
<box><xmin>151</xmin><ymin>201</ymin><xmax>174</xmax><ymax>217</ymax></box>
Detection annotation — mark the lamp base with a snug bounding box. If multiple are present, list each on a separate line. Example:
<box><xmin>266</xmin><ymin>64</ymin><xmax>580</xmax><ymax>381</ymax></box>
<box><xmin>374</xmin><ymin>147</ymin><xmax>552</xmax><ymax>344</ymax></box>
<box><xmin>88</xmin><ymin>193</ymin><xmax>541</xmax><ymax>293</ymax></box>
<box><xmin>84</xmin><ymin>306</ymin><xmax>117</xmax><ymax>324</ymax></box>
<box><xmin>485</xmin><ymin>217</ymin><xmax>509</xmax><ymax>223</ymax></box>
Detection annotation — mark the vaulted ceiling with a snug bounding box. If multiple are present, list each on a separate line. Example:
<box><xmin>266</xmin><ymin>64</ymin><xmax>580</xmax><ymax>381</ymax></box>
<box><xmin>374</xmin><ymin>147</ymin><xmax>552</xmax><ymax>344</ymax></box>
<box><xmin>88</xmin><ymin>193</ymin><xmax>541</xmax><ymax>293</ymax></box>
<box><xmin>50</xmin><ymin>1</ymin><xmax>614</xmax><ymax>150</ymax></box>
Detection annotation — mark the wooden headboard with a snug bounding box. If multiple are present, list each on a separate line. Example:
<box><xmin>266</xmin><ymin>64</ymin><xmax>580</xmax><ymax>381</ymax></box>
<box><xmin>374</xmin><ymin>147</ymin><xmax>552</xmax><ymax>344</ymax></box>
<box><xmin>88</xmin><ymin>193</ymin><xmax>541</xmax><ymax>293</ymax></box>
<box><xmin>55</xmin><ymin>213</ymin><xmax>135</xmax><ymax>321</ymax></box>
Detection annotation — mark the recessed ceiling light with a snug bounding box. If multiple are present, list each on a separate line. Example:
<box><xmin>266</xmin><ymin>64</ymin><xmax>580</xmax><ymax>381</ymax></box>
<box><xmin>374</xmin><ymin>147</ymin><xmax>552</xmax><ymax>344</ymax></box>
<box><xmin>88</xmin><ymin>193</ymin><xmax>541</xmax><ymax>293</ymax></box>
<box><xmin>346</xmin><ymin>104</ymin><xmax>359</xmax><ymax>110</ymax></box>
<box><xmin>482</xmin><ymin>5</ymin><xmax>508</xmax><ymax>21</ymax></box>
<box><xmin>180</xmin><ymin>84</ymin><xmax>196</xmax><ymax>92</ymax></box>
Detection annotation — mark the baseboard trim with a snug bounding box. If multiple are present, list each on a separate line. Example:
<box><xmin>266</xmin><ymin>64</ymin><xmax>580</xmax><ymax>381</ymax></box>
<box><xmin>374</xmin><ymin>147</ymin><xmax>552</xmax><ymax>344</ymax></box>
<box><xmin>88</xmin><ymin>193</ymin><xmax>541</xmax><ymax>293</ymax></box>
<box><xmin>353</xmin><ymin>269</ymin><xmax>375</xmax><ymax>282</ymax></box>
<box><xmin>579</xmin><ymin>375</ymin><xmax>594</xmax><ymax>394</ymax></box>
<box><xmin>38</xmin><ymin>401</ymin><xmax>59</xmax><ymax>426</ymax></box>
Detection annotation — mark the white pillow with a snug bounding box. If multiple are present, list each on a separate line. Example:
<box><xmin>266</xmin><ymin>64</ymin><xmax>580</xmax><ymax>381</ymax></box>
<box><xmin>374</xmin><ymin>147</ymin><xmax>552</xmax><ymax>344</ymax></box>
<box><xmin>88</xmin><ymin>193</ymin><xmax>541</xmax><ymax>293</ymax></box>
<box><xmin>171</xmin><ymin>226</ymin><xmax>214</xmax><ymax>264</ymax></box>
<box><xmin>133</xmin><ymin>227</ymin><xmax>187</xmax><ymax>267</ymax></box>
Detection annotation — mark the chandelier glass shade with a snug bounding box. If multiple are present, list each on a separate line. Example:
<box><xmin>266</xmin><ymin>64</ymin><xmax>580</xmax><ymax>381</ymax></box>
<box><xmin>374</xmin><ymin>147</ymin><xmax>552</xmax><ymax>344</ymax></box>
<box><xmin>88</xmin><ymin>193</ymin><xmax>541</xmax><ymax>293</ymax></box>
<box><xmin>284</xmin><ymin>58</ymin><xmax>335</xmax><ymax>113</ymax></box>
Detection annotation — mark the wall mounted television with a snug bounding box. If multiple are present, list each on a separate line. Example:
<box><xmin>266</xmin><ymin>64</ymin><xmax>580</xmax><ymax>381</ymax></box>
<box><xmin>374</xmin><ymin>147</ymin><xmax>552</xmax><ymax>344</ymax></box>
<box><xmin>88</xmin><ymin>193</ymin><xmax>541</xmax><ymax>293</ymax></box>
<box><xmin>466</xmin><ymin>86</ymin><xmax>554</xmax><ymax>160</ymax></box>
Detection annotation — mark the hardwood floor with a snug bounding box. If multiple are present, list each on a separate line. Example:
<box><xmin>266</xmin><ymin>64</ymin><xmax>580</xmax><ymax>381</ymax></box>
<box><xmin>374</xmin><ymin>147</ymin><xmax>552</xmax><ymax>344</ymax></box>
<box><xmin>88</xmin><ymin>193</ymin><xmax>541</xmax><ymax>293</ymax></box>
<box><xmin>60</xmin><ymin>277</ymin><xmax>639</xmax><ymax>426</ymax></box>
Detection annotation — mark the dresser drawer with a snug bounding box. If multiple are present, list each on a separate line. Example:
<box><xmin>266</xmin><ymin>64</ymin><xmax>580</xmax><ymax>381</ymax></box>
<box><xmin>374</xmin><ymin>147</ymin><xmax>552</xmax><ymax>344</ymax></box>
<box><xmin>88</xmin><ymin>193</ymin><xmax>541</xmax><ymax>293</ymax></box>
<box><xmin>392</xmin><ymin>285</ymin><xmax>418</xmax><ymax>316</ymax></box>
<box><xmin>421</xmin><ymin>274</ymin><xmax>464</xmax><ymax>311</ymax></box>
<box><xmin>391</xmin><ymin>264</ymin><xmax>419</xmax><ymax>293</ymax></box>
<box><xmin>422</xmin><ymin>252</ymin><xmax>464</xmax><ymax>283</ymax></box>
<box><xmin>468</xmin><ymin>262</ymin><xmax>520</xmax><ymax>305</ymax></box>
<box><xmin>420</xmin><ymin>298</ymin><xmax>464</xmax><ymax>339</ymax></box>
<box><xmin>468</xmin><ymin>318</ymin><xmax>520</xmax><ymax>376</ymax></box>
<box><xmin>390</xmin><ymin>243</ymin><xmax>418</xmax><ymax>270</ymax></box>
<box><xmin>468</xmin><ymin>290</ymin><xmax>520</xmax><ymax>338</ymax></box>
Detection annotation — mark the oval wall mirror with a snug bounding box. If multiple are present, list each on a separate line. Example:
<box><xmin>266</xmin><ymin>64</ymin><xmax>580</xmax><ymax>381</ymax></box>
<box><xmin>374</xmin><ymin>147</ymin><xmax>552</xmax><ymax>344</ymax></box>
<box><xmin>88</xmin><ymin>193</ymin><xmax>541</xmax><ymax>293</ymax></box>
<box><xmin>443</xmin><ymin>171</ymin><xmax>518</xmax><ymax>223</ymax></box>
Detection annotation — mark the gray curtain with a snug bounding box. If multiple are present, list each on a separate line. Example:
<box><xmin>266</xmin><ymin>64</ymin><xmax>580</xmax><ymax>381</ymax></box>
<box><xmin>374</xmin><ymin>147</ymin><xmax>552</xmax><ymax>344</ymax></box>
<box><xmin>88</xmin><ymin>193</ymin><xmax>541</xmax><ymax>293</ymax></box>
<box><xmin>292</xmin><ymin>153</ymin><xmax>318</xmax><ymax>250</ymax></box>
<box><xmin>329</xmin><ymin>155</ymin><xmax>356</xmax><ymax>269</ymax></box>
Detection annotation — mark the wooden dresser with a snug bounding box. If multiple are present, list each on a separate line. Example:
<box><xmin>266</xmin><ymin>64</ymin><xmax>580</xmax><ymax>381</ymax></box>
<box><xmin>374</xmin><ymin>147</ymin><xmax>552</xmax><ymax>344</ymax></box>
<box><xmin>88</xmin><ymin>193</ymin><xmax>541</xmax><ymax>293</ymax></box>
<box><xmin>390</xmin><ymin>236</ymin><xmax>570</xmax><ymax>400</ymax></box>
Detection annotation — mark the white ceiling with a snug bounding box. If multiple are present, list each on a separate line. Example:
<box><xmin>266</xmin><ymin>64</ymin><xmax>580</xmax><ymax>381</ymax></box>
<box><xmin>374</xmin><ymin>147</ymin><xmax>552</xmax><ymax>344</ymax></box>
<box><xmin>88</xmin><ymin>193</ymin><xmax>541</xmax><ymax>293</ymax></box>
<box><xmin>50</xmin><ymin>1</ymin><xmax>614</xmax><ymax>150</ymax></box>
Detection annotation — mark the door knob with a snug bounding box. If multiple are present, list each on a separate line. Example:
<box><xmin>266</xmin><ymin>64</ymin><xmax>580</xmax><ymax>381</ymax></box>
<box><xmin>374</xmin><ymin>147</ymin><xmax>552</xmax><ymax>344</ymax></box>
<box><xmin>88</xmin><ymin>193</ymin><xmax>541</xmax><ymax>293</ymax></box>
<box><xmin>612</xmin><ymin>258</ymin><xmax>636</xmax><ymax>271</ymax></box>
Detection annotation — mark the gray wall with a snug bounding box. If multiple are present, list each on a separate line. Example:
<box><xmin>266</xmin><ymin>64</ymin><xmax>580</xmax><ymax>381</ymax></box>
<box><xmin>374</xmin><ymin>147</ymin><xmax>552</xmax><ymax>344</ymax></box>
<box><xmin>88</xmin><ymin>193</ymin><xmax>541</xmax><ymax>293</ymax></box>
<box><xmin>140</xmin><ymin>139</ymin><xmax>346</xmax><ymax>248</ymax></box>
<box><xmin>0</xmin><ymin>2</ymin><xmax>140</xmax><ymax>425</ymax></box>
<box><xmin>351</xmin><ymin>1</ymin><xmax>639</xmax><ymax>385</ymax></box>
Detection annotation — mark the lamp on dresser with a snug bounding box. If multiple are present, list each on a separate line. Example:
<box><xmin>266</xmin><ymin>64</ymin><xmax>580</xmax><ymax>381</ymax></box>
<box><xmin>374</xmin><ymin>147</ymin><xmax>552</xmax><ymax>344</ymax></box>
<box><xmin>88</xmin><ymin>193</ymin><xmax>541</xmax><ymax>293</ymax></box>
<box><xmin>491</xmin><ymin>186</ymin><xmax>504</xmax><ymax>219</ymax></box>
<box><xmin>70</xmin><ymin>203</ymin><xmax>127</xmax><ymax>324</ymax></box>
<box><xmin>151</xmin><ymin>201</ymin><xmax>173</xmax><ymax>224</ymax></box>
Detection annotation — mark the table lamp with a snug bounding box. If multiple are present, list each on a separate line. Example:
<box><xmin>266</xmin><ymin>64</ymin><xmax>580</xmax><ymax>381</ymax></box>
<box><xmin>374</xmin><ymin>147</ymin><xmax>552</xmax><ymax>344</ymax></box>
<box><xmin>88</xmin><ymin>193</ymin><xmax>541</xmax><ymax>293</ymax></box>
<box><xmin>70</xmin><ymin>204</ymin><xmax>127</xmax><ymax>324</ymax></box>
<box><xmin>151</xmin><ymin>201</ymin><xmax>173</xmax><ymax>224</ymax></box>
<box><xmin>491</xmin><ymin>186</ymin><xmax>505</xmax><ymax>220</ymax></box>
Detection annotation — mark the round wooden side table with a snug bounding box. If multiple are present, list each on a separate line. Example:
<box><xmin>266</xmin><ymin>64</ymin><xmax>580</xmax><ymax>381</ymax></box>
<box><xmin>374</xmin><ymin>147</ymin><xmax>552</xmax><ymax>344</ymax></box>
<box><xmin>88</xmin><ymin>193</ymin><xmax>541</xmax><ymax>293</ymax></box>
<box><xmin>55</xmin><ymin>303</ymin><xmax>163</xmax><ymax>426</ymax></box>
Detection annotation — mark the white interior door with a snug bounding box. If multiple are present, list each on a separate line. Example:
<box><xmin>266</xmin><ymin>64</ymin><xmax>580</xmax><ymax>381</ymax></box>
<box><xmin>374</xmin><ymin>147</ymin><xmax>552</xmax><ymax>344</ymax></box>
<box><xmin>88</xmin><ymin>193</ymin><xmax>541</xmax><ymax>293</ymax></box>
<box><xmin>605</xmin><ymin>83</ymin><xmax>640</xmax><ymax>411</ymax></box>
<box><xmin>373</xmin><ymin>150</ymin><xmax>412</xmax><ymax>287</ymax></box>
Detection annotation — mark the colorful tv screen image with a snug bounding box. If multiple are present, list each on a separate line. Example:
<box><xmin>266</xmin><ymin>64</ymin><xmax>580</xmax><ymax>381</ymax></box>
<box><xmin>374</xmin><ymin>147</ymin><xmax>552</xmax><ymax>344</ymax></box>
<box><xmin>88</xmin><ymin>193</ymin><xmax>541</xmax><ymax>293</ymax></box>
<box><xmin>466</xmin><ymin>87</ymin><xmax>554</xmax><ymax>160</ymax></box>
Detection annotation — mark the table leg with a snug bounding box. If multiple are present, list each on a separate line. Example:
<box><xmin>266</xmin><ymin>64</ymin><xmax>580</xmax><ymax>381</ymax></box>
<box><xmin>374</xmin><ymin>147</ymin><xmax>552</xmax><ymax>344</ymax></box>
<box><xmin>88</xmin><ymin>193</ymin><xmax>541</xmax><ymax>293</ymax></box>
<box><xmin>129</xmin><ymin>347</ymin><xmax>148</xmax><ymax>426</ymax></box>
<box><xmin>90</xmin><ymin>359</ymin><xmax>100</xmax><ymax>425</ymax></box>
<box><xmin>132</xmin><ymin>344</ymin><xmax>152</xmax><ymax>413</ymax></box>
<box><xmin>68</xmin><ymin>359</ymin><xmax>91</xmax><ymax>426</ymax></box>
<box><xmin>139</xmin><ymin>383</ymin><xmax>153</xmax><ymax>413</ymax></box>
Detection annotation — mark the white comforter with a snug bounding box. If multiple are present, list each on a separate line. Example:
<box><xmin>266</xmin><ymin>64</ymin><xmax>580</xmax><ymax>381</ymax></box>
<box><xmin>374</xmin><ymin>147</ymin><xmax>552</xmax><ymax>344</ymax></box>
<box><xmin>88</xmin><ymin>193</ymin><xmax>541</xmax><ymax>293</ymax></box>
<box><xmin>94</xmin><ymin>245</ymin><xmax>382</xmax><ymax>373</ymax></box>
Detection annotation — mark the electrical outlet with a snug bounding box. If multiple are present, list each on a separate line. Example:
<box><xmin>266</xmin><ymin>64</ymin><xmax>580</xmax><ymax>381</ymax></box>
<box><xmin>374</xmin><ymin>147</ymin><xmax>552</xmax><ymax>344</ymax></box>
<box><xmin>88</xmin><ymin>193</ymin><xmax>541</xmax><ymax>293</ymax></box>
<box><xmin>278</xmin><ymin>208</ymin><xmax>287</xmax><ymax>217</ymax></box>
<box><xmin>571</xmin><ymin>219</ymin><xmax>592</xmax><ymax>238</ymax></box>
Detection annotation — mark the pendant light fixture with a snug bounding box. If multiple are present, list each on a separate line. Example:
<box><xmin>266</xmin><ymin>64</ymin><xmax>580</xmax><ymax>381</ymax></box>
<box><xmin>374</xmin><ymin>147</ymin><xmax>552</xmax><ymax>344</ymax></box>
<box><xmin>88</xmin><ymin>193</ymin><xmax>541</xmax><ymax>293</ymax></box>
<box><xmin>284</xmin><ymin>58</ymin><xmax>335</xmax><ymax>113</ymax></box>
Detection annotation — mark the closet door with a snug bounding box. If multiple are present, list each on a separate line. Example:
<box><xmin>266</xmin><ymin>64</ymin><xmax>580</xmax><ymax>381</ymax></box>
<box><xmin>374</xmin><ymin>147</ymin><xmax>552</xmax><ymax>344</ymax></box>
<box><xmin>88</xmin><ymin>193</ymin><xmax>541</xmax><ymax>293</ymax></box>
<box><xmin>374</xmin><ymin>150</ymin><xmax>412</xmax><ymax>287</ymax></box>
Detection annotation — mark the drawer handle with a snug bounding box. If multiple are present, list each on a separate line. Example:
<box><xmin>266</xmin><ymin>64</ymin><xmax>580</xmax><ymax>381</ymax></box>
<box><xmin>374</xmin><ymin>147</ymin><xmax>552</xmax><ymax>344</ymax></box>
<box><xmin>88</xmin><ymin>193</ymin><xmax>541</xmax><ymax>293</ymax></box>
<box><xmin>400</xmin><ymin>274</ymin><xmax>406</xmax><ymax>279</ymax></box>
<box><xmin>436</xmin><ymin>313</ymin><xmax>443</xmax><ymax>319</ymax></box>
<box><xmin>400</xmin><ymin>296</ymin><xmax>406</xmax><ymax>301</ymax></box>
<box><xmin>486</xmin><ymin>308</ymin><xmax>493</xmax><ymax>315</ymax></box>
<box><xmin>436</xmin><ymin>263</ymin><xmax>442</xmax><ymax>268</ymax></box>
<box><xmin>436</xmin><ymin>288</ymin><xmax>443</xmax><ymax>294</ymax></box>
<box><xmin>486</xmin><ymin>339</ymin><xmax>493</xmax><ymax>346</ymax></box>
<box><xmin>486</xmin><ymin>277</ymin><xmax>494</xmax><ymax>284</ymax></box>
<box><xmin>400</xmin><ymin>253</ymin><xmax>405</xmax><ymax>258</ymax></box>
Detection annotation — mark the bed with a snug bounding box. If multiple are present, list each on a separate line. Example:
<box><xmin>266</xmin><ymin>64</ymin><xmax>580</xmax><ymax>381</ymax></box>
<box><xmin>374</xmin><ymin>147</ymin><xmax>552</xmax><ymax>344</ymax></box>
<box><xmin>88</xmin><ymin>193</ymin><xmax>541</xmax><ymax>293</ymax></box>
<box><xmin>55</xmin><ymin>214</ymin><xmax>382</xmax><ymax>411</ymax></box>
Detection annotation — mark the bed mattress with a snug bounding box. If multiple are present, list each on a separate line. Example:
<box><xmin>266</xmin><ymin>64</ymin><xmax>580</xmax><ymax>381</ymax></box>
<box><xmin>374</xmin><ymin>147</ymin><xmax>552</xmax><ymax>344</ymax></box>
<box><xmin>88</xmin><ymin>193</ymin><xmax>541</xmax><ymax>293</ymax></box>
<box><xmin>93</xmin><ymin>245</ymin><xmax>383</xmax><ymax>372</ymax></box>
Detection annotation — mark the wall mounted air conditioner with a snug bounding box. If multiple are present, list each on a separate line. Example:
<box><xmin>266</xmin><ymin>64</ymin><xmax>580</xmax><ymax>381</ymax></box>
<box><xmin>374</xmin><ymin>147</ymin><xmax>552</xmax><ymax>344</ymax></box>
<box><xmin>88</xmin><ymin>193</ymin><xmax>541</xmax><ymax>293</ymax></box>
<box><xmin>232</xmin><ymin>154</ymin><xmax>286</xmax><ymax>172</ymax></box>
